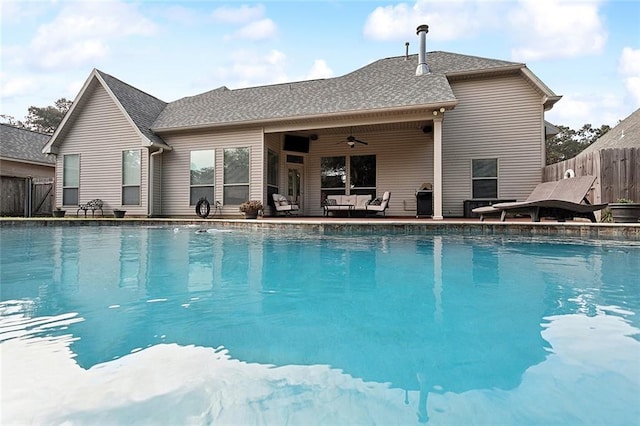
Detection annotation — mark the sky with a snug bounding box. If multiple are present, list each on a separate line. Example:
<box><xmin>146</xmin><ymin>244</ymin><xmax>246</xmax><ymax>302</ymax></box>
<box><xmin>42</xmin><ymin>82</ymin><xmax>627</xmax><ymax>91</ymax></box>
<box><xmin>1</xmin><ymin>0</ymin><xmax>639</xmax><ymax>131</ymax></box>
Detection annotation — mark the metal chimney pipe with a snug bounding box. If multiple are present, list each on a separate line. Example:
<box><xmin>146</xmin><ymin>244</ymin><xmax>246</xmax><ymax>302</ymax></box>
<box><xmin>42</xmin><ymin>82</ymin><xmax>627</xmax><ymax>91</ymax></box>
<box><xmin>405</xmin><ymin>42</ymin><xmax>410</xmax><ymax>60</ymax></box>
<box><xmin>416</xmin><ymin>24</ymin><xmax>430</xmax><ymax>75</ymax></box>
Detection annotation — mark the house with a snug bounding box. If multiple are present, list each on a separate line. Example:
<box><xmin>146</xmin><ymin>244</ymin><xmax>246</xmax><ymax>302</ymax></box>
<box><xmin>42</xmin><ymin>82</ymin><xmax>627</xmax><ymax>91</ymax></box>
<box><xmin>43</xmin><ymin>25</ymin><xmax>561</xmax><ymax>218</ymax></box>
<box><xmin>543</xmin><ymin>107</ymin><xmax>639</xmax><ymax>204</ymax></box>
<box><xmin>1</xmin><ymin>124</ymin><xmax>55</xmax><ymax>216</ymax></box>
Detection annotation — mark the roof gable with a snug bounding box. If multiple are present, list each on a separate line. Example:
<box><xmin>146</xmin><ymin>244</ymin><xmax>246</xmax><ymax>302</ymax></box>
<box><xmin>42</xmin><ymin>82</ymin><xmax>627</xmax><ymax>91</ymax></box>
<box><xmin>95</xmin><ymin>70</ymin><xmax>168</xmax><ymax>146</ymax></box>
<box><xmin>0</xmin><ymin>124</ymin><xmax>54</xmax><ymax>165</ymax></box>
<box><xmin>44</xmin><ymin>69</ymin><xmax>170</xmax><ymax>154</ymax></box>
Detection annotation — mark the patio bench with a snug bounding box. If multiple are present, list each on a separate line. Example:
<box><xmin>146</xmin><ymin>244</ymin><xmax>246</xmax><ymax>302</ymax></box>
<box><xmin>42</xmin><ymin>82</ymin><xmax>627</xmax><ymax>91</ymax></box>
<box><xmin>77</xmin><ymin>199</ymin><xmax>104</xmax><ymax>217</ymax></box>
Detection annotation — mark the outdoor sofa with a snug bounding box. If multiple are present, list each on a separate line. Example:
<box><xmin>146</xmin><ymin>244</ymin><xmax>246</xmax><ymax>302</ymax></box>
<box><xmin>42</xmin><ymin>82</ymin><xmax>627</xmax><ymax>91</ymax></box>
<box><xmin>324</xmin><ymin>192</ymin><xmax>390</xmax><ymax>217</ymax></box>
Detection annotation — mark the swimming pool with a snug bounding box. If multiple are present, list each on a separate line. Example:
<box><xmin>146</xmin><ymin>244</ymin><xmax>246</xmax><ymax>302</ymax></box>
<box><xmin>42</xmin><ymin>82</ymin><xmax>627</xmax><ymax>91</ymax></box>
<box><xmin>1</xmin><ymin>226</ymin><xmax>638</xmax><ymax>424</ymax></box>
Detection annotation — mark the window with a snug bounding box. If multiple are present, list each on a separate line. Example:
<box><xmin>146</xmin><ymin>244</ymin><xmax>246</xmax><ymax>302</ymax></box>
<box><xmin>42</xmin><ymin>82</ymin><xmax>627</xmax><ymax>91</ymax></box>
<box><xmin>321</xmin><ymin>155</ymin><xmax>377</xmax><ymax>201</ymax></box>
<box><xmin>190</xmin><ymin>150</ymin><xmax>215</xmax><ymax>205</ymax></box>
<box><xmin>321</xmin><ymin>156</ymin><xmax>346</xmax><ymax>198</ymax></box>
<box><xmin>223</xmin><ymin>147</ymin><xmax>249</xmax><ymax>204</ymax></box>
<box><xmin>62</xmin><ymin>154</ymin><xmax>79</xmax><ymax>205</ymax></box>
<box><xmin>350</xmin><ymin>155</ymin><xmax>376</xmax><ymax>197</ymax></box>
<box><xmin>472</xmin><ymin>158</ymin><xmax>498</xmax><ymax>198</ymax></box>
<box><xmin>286</xmin><ymin>154</ymin><xmax>304</xmax><ymax>164</ymax></box>
<box><xmin>122</xmin><ymin>149</ymin><xmax>141</xmax><ymax>205</ymax></box>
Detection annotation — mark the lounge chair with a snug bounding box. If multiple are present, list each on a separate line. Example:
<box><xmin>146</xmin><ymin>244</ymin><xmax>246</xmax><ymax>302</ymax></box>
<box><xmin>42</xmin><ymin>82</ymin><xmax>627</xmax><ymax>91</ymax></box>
<box><xmin>365</xmin><ymin>191</ymin><xmax>391</xmax><ymax>217</ymax></box>
<box><xmin>472</xmin><ymin>176</ymin><xmax>607</xmax><ymax>222</ymax></box>
<box><xmin>272</xmin><ymin>194</ymin><xmax>300</xmax><ymax>215</ymax></box>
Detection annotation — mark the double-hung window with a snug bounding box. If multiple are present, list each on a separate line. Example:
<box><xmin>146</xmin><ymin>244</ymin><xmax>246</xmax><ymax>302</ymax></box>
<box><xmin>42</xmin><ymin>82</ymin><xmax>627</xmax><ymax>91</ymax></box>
<box><xmin>62</xmin><ymin>154</ymin><xmax>79</xmax><ymax>205</ymax></box>
<box><xmin>472</xmin><ymin>158</ymin><xmax>498</xmax><ymax>199</ymax></box>
<box><xmin>190</xmin><ymin>150</ymin><xmax>215</xmax><ymax>205</ymax></box>
<box><xmin>223</xmin><ymin>147</ymin><xmax>249</xmax><ymax>205</ymax></box>
<box><xmin>122</xmin><ymin>149</ymin><xmax>141</xmax><ymax>205</ymax></box>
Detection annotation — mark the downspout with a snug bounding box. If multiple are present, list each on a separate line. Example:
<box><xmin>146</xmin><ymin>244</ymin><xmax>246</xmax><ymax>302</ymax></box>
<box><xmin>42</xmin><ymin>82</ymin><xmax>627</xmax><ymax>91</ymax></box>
<box><xmin>149</xmin><ymin>148</ymin><xmax>164</xmax><ymax>217</ymax></box>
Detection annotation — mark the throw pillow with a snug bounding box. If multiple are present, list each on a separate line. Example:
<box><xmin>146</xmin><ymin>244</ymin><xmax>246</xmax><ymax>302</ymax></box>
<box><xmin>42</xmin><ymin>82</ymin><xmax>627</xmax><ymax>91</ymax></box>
<box><xmin>370</xmin><ymin>197</ymin><xmax>382</xmax><ymax>206</ymax></box>
<box><xmin>325</xmin><ymin>199</ymin><xmax>337</xmax><ymax>206</ymax></box>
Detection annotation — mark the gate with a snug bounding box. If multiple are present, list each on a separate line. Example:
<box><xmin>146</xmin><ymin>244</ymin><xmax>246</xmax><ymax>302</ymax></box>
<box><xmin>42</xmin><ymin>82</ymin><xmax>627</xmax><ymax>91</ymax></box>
<box><xmin>0</xmin><ymin>176</ymin><xmax>54</xmax><ymax>217</ymax></box>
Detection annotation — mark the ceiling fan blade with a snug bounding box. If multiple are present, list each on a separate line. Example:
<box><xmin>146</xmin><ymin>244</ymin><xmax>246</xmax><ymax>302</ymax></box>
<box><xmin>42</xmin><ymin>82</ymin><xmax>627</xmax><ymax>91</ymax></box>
<box><xmin>354</xmin><ymin>139</ymin><xmax>368</xmax><ymax>145</ymax></box>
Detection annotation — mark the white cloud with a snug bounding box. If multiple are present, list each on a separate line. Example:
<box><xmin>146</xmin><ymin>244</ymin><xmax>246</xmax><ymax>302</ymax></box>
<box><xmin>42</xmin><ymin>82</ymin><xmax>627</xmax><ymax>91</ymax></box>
<box><xmin>211</xmin><ymin>4</ymin><xmax>266</xmax><ymax>24</ymax></box>
<box><xmin>230</xmin><ymin>18</ymin><xmax>278</xmax><ymax>41</ymax></box>
<box><xmin>304</xmin><ymin>60</ymin><xmax>334</xmax><ymax>80</ymax></box>
<box><xmin>27</xmin><ymin>1</ymin><xmax>156</xmax><ymax>70</ymax></box>
<box><xmin>363</xmin><ymin>0</ymin><xmax>498</xmax><ymax>41</ymax></box>
<box><xmin>618</xmin><ymin>47</ymin><xmax>640</xmax><ymax>106</ymax></box>
<box><xmin>0</xmin><ymin>73</ymin><xmax>39</xmax><ymax>98</ymax></box>
<box><xmin>162</xmin><ymin>5</ymin><xmax>204</xmax><ymax>26</ymax></box>
<box><xmin>211</xmin><ymin>49</ymin><xmax>289</xmax><ymax>89</ymax></box>
<box><xmin>0</xmin><ymin>0</ymin><xmax>53</xmax><ymax>24</ymax></box>
<box><xmin>509</xmin><ymin>0</ymin><xmax>606</xmax><ymax>61</ymax></box>
<box><xmin>546</xmin><ymin>93</ymin><xmax>624</xmax><ymax>129</ymax></box>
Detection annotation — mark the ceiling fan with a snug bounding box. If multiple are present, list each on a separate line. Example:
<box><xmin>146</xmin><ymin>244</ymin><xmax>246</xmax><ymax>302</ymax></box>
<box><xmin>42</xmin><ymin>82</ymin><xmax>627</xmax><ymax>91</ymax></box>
<box><xmin>338</xmin><ymin>132</ymin><xmax>368</xmax><ymax>148</ymax></box>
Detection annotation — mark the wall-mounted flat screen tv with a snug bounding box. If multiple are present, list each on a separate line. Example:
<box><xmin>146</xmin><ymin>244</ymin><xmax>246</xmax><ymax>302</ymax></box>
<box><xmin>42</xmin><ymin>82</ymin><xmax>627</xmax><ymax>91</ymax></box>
<box><xmin>283</xmin><ymin>135</ymin><xmax>310</xmax><ymax>153</ymax></box>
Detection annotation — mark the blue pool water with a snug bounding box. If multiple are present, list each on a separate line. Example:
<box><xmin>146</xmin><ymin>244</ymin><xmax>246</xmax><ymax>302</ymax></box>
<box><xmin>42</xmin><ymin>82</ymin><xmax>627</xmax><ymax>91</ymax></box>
<box><xmin>1</xmin><ymin>226</ymin><xmax>639</xmax><ymax>425</ymax></box>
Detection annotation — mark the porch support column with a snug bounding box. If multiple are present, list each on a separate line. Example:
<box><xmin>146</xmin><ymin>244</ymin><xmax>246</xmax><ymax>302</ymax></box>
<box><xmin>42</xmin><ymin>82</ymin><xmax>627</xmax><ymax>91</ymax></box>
<box><xmin>433</xmin><ymin>117</ymin><xmax>443</xmax><ymax>220</ymax></box>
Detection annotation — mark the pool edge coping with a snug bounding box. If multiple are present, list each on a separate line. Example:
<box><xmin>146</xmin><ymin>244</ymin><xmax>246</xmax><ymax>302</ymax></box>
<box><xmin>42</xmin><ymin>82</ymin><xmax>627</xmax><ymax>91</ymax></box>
<box><xmin>2</xmin><ymin>217</ymin><xmax>639</xmax><ymax>241</ymax></box>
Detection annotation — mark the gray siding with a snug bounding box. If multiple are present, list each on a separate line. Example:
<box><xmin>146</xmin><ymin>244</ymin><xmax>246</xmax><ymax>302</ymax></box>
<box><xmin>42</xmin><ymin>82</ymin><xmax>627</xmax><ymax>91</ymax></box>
<box><xmin>160</xmin><ymin>128</ymin><xmax>263</xmax><ymax>217</ymax></box>
<box><xmin>54</xmin><ymin>82</ymin><xmax>148</xmax><ymax>215</ymax></box>
<box><xmin>442</xmin><ymin>75</ymin><xmax>545</xmax><ymax>216</ymax></box>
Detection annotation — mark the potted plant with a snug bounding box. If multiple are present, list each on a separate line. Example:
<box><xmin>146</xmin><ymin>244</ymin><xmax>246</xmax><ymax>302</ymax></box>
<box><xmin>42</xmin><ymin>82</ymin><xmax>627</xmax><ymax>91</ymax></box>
<box><xmin>609</xmin><ymin>198</ymin><xmax>640</xmax><ymax>223</ymax></box>
<box><xmin>239</xmin><ymin>200</ymin><xmax>263</xmax><ymax>219</ymax></box>
<box><xmin>113</xmin><ymin>209</ymin><xmax>126</xmax><ymax>218</ymax></box>
<box><xmin>52</xmin><ymin>207</ymin><xmax>66</xmax><ymax>218</ymax></box>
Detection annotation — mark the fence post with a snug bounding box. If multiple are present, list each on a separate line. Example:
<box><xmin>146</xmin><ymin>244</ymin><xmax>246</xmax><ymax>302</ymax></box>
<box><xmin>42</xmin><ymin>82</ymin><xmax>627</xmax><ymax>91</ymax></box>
<box><xmin>24</xmin><ymin>177</ymin><xmax>33</xmax><ymax>218</ymax></box>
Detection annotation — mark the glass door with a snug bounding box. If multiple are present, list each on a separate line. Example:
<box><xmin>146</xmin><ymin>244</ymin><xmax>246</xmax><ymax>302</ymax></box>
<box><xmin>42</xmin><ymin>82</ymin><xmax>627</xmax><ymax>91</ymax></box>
<box><xmin>287</xmin><ymin>165</ymin><xmax>303</xmax><ymax>211</ymax></box>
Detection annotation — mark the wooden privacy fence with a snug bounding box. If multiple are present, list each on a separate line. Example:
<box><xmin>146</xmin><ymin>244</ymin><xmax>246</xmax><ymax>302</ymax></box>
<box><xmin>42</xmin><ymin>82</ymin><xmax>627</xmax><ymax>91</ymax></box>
<box><xmin>0</xmin><ymin>176</ymin><xmax>54</xmax><ymax>217</ymax></box>
<box><xmin>543</xmin><ymin>147</ymin><xmax>639</xmax><ymax>204</ymax></box>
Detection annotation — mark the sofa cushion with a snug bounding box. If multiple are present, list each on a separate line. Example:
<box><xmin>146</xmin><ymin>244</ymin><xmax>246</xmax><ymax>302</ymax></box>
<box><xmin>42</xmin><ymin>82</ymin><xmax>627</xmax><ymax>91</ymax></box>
<box><xmin>342</xmin><ymin>195</ymin><xmax>356</xmax><ymax>205</ymax></box>
<box><xmin>355</xmin><ymin>195</ymin><xmax>372</xmax><ymax>208</ymax></box>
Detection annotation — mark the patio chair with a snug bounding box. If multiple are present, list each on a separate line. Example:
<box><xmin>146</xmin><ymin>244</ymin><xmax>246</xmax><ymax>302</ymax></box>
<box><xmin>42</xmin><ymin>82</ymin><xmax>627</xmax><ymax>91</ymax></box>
<box><xmin>272</xmin><ymin>194</ymin><xmax>300</xmax><ymax>216</ymax></box>
<box><xmin>365</xmin><ymin>191</ymin><xmax>391</xmax><ymax>216</ymax></box>
<box><xmin>472</xmin><ymin>176</ymin><xmax>607</xmax><ymax>222</ymax></box>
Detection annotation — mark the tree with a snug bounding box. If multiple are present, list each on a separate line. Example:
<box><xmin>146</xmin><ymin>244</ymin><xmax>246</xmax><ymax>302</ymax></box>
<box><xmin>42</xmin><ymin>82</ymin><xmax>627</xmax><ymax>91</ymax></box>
<box><xmin>546</xmin><ymin>123</ymin><xmax>611</xmax><ymax>165</ymax></box>
<box><xmin>0</xmin><ymin>114</ymin><xmax>26</xmax><ymax>128</ymax></box>
<box><xmin>23</xmin><ymin>98</ymin><xmax>73</xmax><ymax>134</ymax></box>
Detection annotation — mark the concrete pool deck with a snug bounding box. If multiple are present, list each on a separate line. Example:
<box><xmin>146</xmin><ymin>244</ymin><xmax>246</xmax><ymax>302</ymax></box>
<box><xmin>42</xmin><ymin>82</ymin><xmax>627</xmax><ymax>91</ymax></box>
<box><xmin>2</xmin><ymin>216</ymin><xmax>639</xmax><ymax>241</ymax></box>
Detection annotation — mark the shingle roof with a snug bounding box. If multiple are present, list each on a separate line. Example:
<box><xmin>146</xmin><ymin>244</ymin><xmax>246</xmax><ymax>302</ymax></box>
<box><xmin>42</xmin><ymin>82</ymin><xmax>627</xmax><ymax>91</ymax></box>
<box><xmin>152</xmin><ymin>51</ymin><xmax>522</xmax><ymax>131</ymax></box>
<box><xmin>580</xmin><ymin>108</ymin><xmax>640</xmax><ymax>154</ymax></box>
<box><xmin>0</xmin><ymin>124</ymin><xmax>54</xmax><ymax>165</ymax></box>
<box><xmin>96</xmin><ymin>70</ymin><xmax>168</xmax><ymax>145</ymax></box>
